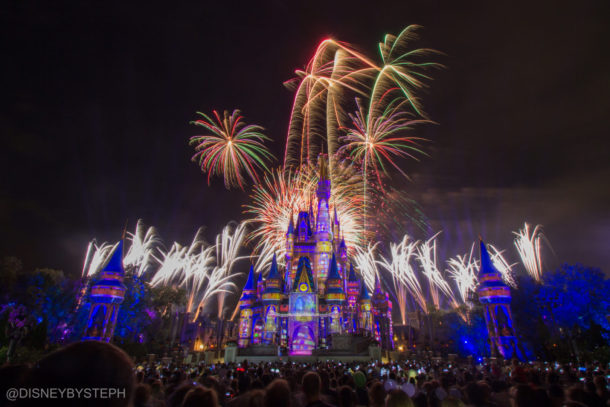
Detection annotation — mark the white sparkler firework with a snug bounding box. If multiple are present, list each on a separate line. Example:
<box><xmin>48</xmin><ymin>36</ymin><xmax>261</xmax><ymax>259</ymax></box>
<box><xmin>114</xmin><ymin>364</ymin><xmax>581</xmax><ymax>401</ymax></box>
<box><xmin>123</xmin><ymin>219</ymin><xmax>163</xmax><ymax>276</ymax></box>
<box><xmin>446</xmin><ymin>243</ymin><xmax>478</xmax><ymax>303</ymax></box>
<box><xmin>416</xmin><ymin>232</ymin><xmax>459</xmax><ymax>310</ymax></box>
<box><xmin>513</xmin><ymin>222</ymin><xmax>544</xmax><ymax>282</ymax></box>
<box><xmin>488</xmin><ymin>244</ymin><xmax>517</xmax><ymax>287</ymax></box>
<box><xmin>252</xmin><ymin>239</ymin><xmax>279</xmax><ymax>276</ymax></box>
<box><xmin>354</xmin><ymin>242</ymin><xmax>379</xmax><ymax>292</ymax></box>
<box><xmin>378</xmin><ymin>235</ymin><xmax>427</xmax><ymax>321</ymax></box>
<box><xmin>81</xmin><ymin>240</ymin><xmax>117</xmax><ymax>277</ymax></box>
<box><xmin>214</xmin><ymin>222</ymin><xmax>249</xmax><ymax>318</ymax></box>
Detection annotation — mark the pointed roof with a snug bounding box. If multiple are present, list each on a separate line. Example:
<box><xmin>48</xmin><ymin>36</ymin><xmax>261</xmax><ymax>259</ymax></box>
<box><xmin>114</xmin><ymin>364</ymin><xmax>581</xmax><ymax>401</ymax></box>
<box><xmin>348</xmin><ymin>263</ymin><xmax>358</xmax><ymax>281</ymax></box>
<box><xmin>478</xmin><ymin>238</ymin><xmax>501</xmax><ymax>276</ymax></box>
<box><xmin>243</xmin><ymin>265</ymin><xmax>256</xmax><ymax>291</ymax></box>
<box><xmin>319</xmin><ymin>154</ymin><xmax>329</xmax><ymax>181</ymax></box>
<box><xmin>373</xmin><ymin>276</ymin><xmax>385</xmax><ymax>301</ymax></box>
<box><xmin>327</xmin><ymin>253</ymin><xmax>341</xmax><ymax>280</ymax></box>
<box><xmin>103</xmin><ymin>240</ymin><xmax>124</xmax><ymax>274</ymax></box>
<box><xmin>257</xmin><ymin>271</ymin><xmax>264</xmax><ymax>283</ymax></box>
<box><xmin>292</xmin><ymin>256</ymin><xmax>316</xmax><ymax>292</ymax></box>
<box><xmin>308</xmin><ymin>200</ymin><xmax>314</xmax><ymax>225</ymax></box>
<box><xmin>267</xmin><ymin>253</ymin><xmax>280</xmax><ymax>280</ymax></box>
<box><xmin>339</xmin><ymin>237</ymin><xmax>347</xmax><ymax>251</ymax></box>
<box><xmin>360</xmin><ymin>283</ymin><xmax>371</xmax><ymax>301</ymax></box>
<box><xmin>286</xmin><ymin>213</ymin><xmax>295</xmax><ymax>235</ymax></box>
<box><xmin>333</xmin><ymin>207</ymin><xmax>339</xmax><ymax>224</ymax></box>
<box><xmin>477</xmin><ymin>238</ymin><xmax>509</xmax><ymax>292</ymax></box>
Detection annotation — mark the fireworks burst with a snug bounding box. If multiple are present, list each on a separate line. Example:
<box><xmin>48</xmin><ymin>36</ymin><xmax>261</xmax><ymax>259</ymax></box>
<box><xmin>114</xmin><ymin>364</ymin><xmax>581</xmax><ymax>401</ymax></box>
<box><xmin>214</xmin><ymin>222</ymin><xmax>248</xmax><ymax>318</ymax></box>
<box><xmin>190</xmin><ymin>109</ymin><xmax>275</xmax><ymax>190</ymax></box>
<box><xmin>446</xmin><ymin>243</ymin><xmax>478</xmax><ymax>303</ymax></box>
<box><xmin>378</xmin><ymin>235</ymin><xmax>427</xmax><ymax>320</ymax></box>
<box><xmin>488</xmin><ymin>244</ymin><xmax>517</xmax><ymax>288</ymax></box>
<box><xmin>416</xmin><ymin>233</ymin><xmax>459</xmax><ymax>310</ymax></box>
<box><xmin>245</xmin><ymin>160</ymin><xmax>365</xmax><ymax>258</ymax></box>
<box><xmin>284</xmin><ymin>26</ymin><xmax>441</xmax><ymax>170</ymax></box>
<box><xmin>354</xmin><ymin>242</ymin><xmax>379</xmax><ymax>292</ymax></box>
<box><xmin>513</xmin><ymin>222</ymin><xmax>544</xmax><ymax>282</ymax></box>
<box><xmin>81</xmin><ymin>240</ymin><xmax>117</xmax><ymax>277</ymax></box>
<box><xmin>123</xmin><ymin>219</ymin><xmax>163</xmax><ymax>276</ymax></box>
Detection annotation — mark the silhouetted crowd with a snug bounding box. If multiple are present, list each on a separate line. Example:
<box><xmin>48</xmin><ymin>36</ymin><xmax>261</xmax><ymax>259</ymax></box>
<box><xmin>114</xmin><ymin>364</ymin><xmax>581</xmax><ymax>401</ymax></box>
<box><xmin>1</xmin><ymin>341</ymin><xmax>608</xmax><ymax>407</ymax></box>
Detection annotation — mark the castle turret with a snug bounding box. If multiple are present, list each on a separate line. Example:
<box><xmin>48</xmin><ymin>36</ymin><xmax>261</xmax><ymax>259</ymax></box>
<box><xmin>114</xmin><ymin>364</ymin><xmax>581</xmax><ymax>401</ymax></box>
<box><xmin>256</xmin><ymin>271</ymin><xmax>264</xmax><ymax>299</ymax></box>
<box><xmin>359</xmin><ymin>283</ymin><xmax>373</xmax><ymax>334</ymax></box>
<box><xmin>289</xmin><ymin>257</ymin><xmax>318</xmax><ymax>355</ymax></box>
<box><xmin>332</xmin><ymin>206</ymin><xmax>341</xmax><ymax>242</ymax></box>
<box><xmin>237</xmin><ymin>265</ymin><xmax>256</xmax><ymax>347</ymax></box>
<box><xmin>83</xmin><ymin>240</ymin><xmax>126</xmax><ymax>342</ymax></box>
<box><xmin>477</xmin><ymin>238</ymin><xmax>518</xmax><ymax>359</ymax></box>
<box><xmin>286</xmin><ymin>213</ymin><xmax>295</xmax><ymax>258</ymax></box>
<box><xmin>372</xmin><ymin>277</ymin><xmax>393</xmax><ymax>348</ymax></box>
<box><xmin>325</xmin><ymin>254</ymin><xmax>345</xmax><ymax>334</ymax></box>
<box><xmin>314</xmin><ymin>156</ymin><xmax>333</xmax><ymax>293</ymax></box>
<box><xmin>262</xmin><ymin>254</ymin><xmax>282</xmax><ymax>343</ymax></box>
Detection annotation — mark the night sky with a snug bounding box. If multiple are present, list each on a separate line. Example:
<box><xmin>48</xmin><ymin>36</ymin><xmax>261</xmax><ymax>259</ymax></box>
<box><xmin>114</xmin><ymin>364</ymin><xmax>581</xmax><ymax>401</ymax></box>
<box><xmin>2</xmin><ymin>0</ymin><xmax>609</xmax><ymax>277</ymax></box>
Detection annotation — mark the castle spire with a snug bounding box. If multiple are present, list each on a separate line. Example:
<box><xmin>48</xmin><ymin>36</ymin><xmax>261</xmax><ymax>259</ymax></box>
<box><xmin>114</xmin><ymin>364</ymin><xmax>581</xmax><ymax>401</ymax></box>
<box><xmin>243</xmin><ymin>265</ymin><xmax>255</xmax><ymax>291</ymax></box>
<box><xmin>286</xmin><ymin>213</ymin><xmax>295</xmax><ymax>236</ymax></box>
<box><xmin>319</xmin><ymin>154</ymin><xmax>329</xmax><ymax>182</ymax></box>
<box><xmin>268</xmin><ymin>253</ymin><xmax>280</xmax><ymax>280</ymax></box>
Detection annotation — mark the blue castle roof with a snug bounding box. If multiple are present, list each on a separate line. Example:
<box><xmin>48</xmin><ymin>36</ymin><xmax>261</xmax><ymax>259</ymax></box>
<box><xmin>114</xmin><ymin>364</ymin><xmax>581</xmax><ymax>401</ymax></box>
<box><xmin>103</xmin><ymin>240</ymin><xmax>124</xmax><ymax>274</ymax></box>
<box><xmin>360</xmin><ymin>283</ymin><xmax>371</xmax><ymax>301</ymax></box>
<box><xmin>477</xmin><ymin>239</ymin><xmax>509</xmax><ymax>290</ymax></box>
<box><xmin>328</xmin><ymin>253</ymin><xmax>341</xmax><ymax>280</ymax></box>
<box><xmin>267</xmin><ymin>253</ymin><xmax>280</xmax><ymax>280</ymax></box>
<box><xmin>348</xmin><ymin>263</ymin><xmax>358</xmax><ymax>281</ymax></box>
<box><xmin>243</xmin><ymin>265</ymin><xmax>255</xmax><ymax>291</ymax></box>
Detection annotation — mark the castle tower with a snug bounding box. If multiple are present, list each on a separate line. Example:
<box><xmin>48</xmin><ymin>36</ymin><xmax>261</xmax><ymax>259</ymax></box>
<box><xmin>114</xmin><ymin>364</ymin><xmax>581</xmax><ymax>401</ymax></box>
<box><xmin>358</xmin><ymin>282</ymin><xmax>373</xmax><ymax>334</ymax></box>
<box><xmin>262</xmin><ymin>254</ymin><xmax>283</xmax><ymax>344</ymax></box>
<box><xmin>338</xmin><ymin>237</ymin><xmax>348</xmax><ymax>278</ymax></box>
<box><xmin>314</xmin><ymin>155</ymin><xmax>333</xmax><ymax>293</ymax></box>
<box><xmin>256</xmin><ymin>270</ymin><xmax>265</xmax><ymax>299</ymax></box>
<box><xmin>237</xmin><ymin>265</ymin><xmax>256</xmax><ymax>347</ymax></box>
<box><xmin>83</xmin><ymin>240</ymin><xmax>126</xmax><ymax>342</ymax></box>
<box><xmin>289</xmin><ymin>257</ymin><xmax>318</xmax><ymax>355</ymax></box>
<box><xmin>372</xmin><ymin>277</ymin><xmax>394</xmax><ymax>349</ymax></box>
<box><xmin>285</xmin><ymin>213</ymin><xmax>295</xmax><ymax>287</ymax></box>
<box><xmin>332</xmin><ymin>207</ymin><xmax>341</xmax><ymax>243</ymax></box>
<box><xmin>346</xmin><ymin>263</ymin><xmax>360</xmax><ymax>333</ymax></box>
<box><xmin>325</xmin><ymin>254</ymin><xmax>346</xmax><ymax>335</ymax></box>
<box><xmin>477</xmin><ymin>238</ymin><xmax>518</xmax><ymax>358</ymax></box>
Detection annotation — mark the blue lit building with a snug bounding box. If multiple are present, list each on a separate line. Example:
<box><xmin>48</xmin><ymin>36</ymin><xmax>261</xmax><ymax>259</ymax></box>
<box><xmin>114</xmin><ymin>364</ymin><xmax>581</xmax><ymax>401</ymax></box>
<box><xmin>83</xmin><ymin>240</ymin><xmax>126</xmax><ymax>341</ymax></box>
<box><xmin>477</xmin><ymin>239</ymin><xmax>519</xmax><ymax>358</ymax></box>
<box><xmin>237</xmin><ymin>156</ymin><xmax>393</xmax><ymax>354</ymax></box>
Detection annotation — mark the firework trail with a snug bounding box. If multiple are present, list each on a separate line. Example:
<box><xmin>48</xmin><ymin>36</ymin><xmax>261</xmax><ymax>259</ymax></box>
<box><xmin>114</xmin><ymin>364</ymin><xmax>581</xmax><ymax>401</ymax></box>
<box><xmin>513</xmin><ymin>222</ymin><xmax>544</xmax><ymax>282</ymax></box>
<box><xmin>214</xmin><ymin>222</ymin><xmax>248</xmax><ymax>318</ymax></box>
<box><xmin>416</xmin><ymin>233</ymin><xmax>459</xmax><ymax>310</ymax></box>
<box><xmin>284</xmin><ymin>39</ymin><xmax>376</xmax><ymax>168</ymax></box>
<box><xmin>446</xmin><ymin>243</ymin><xmax>478</xmax><ymax>303</ymax></box>
<box><xmin>81</xmin><ymin>240</ymin><xmax>117</xmax><ymax>277</ymax></box>
<box><xmin>123</xmin><ymin>219</ymin><xmax>163</xmax><ymax>276</ymax></box>
<box><xmin>252</xmin><ymin>239</ymin><xmax>280</xmax><ymax>275</ymax></box>
<box><xmin>190</xmin><ymin>109</ymin><xmax>275</xmax><ymax>190</ymax></box>
<box><xmin>77</xmin><ymin>240</ymin><xmax>118</xmax><ymax>310</ymax></box>
<box><xmin>378</xmin><ymin>235</ymin><xmax>427</xmax><ymax>321</ymax></box>
<box><xmin>487</xmin><ymin>244</ymin><xmax>517</xmax><ymax>288</ymax></box>
<box><xmin>339</xmin><ymin>97</ymin><xmax>428</xmax><ymax>232</ymax></box>
<box><xmin>354</xmin><ymin>242</ymin><xmax>379</xmax><ymax>292</ymax></box>
<box><xmin>284</xmin><ymin>26</ymin><xmax>440</xmax><ymax>171</ymax></box>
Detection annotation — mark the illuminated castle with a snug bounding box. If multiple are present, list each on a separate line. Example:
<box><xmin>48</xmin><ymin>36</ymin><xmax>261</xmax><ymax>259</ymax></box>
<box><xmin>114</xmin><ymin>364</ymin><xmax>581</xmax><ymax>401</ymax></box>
<box><xmin>237</xmin><ymin>156</ymin><xmax>393</xmax><ymax>355</ymax></box>
<box><xmin>477</xmin><ymin>239</ymin><xmax>519</xmax><ymax>358</ymax></box>
<box><xmin>83</xmin><ymin>240</ymin><xmax>126</xmax><ymax>341</ymax></box>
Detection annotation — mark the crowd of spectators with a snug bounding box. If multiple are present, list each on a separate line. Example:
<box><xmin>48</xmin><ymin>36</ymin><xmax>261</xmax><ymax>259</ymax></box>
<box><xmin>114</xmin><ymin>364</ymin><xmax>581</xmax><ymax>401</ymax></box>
<box><xmin>1</xmin><ymin>341</ymin><xmax>608</xmax><ymax>407</ymax></box>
